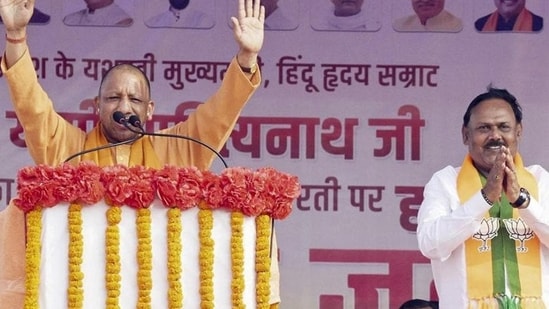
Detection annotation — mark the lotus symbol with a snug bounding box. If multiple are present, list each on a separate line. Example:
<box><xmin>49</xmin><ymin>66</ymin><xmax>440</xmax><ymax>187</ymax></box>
<box><xmin>503</xmin><ymin>218</ymin><xmax>534</xmax><ymax>253</ymax></box>
<box><xmin>472</xmin><ymin>217</ymin><xmax>499</xmax><ymax>252</ymax></box>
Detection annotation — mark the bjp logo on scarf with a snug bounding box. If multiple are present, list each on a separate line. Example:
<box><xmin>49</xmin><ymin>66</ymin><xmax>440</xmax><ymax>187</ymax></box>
<box><xmin>503</xmin><ymin>218</ymin><xmax>535</xmax><ymax>253</ymax></box>
<box><xmin>472</xmin><ymin>217</ymin><xmax>499</xmax><ymax>252</ymax></box>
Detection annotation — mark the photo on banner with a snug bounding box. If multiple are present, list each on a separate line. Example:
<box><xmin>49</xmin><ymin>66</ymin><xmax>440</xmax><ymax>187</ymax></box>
<box><xmin>309</xmin><ymin>0</ymin><xmax>382</xmax><ymax>32</ymax></box>
<box><xmin>473</xmin><ymin>0</ymin><xmax>546</xmax><ymax>32</ymax></box>
<box><xmin>391</xmin><ymin>0</ymin><xmax>464</xmax><ymax>32</ymax></box>
<box><xmin>62</xmin><ymin>0</ymin><xmax>136</xmax><ymax>27</ymax></box>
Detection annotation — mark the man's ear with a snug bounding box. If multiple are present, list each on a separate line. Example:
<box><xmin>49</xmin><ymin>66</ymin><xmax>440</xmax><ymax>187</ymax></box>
<box><xmin>516</xmin><ymin>123</ymin><xmax>523</xmax><ymax>139</ymax></box>
<box><xmin>147</xmin><ymin>101</ymin><xmax>155</xmax><ymax>121</ymax></box>
<box><xmin>462</xmin><ymin>126</ymin><xmax>469</xmax><ymax>145</ymax></box>
<box><xmin>94</xmin><ymin>96</ymin><xmax>100</xmax><ymax>113</ymax></box>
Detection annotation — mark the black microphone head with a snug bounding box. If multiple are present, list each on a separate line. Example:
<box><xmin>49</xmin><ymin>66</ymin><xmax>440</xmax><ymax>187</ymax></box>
<box><xmin>128</xmin><ymin>115</ymin><xmax>143</xmax><ymax>129</ymax></box>
<box><xmin>113</xmin><ymin>111</ymin><xmax>126</xmax><ymax>124</ymax></box>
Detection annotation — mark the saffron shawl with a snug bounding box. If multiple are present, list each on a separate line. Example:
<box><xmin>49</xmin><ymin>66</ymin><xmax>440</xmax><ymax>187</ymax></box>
<box><xmin>80</xmin><ymin>125</ymin><xmax>160</xmax><ymax>169</ymax></box>
<box><xmin>482</xmin><ymin>9</ymin><xmax>535</xmax><ymax>32</ymax></box>
<box><xmin>457</xmin><ymin>154</ymin><xmax>543</xmax><ymax>308</ymax></box>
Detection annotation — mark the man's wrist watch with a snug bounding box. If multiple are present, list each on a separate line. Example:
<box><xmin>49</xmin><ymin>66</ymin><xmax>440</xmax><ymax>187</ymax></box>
<box><xmin>511</xmin><ymin>187</ymin><xmax>530</xmax><ymax>208</ymax></box>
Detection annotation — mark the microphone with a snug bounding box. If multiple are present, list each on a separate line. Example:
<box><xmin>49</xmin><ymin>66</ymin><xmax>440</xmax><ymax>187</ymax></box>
<box><xmin>112</xmin><ymin>111</ymin><xmax>127</xmax><ymax>125</ymax></box>
<box><xmin>127</xmin><ymin>115</ymin><xmax>142</xmax><ymax>129</ymax></box>
<box><xmin>64</xmin><ymin>112</ymin><xmax>147</xmax><ymax>163</ymax></box>
<box><xmin>114</xmin><ymin>111</ymin><xmax>228</xmax><ymax>168</ymax></box>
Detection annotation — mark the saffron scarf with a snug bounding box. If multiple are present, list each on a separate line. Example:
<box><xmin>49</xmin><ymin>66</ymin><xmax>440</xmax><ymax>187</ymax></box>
<box><xmin>79</xmin><ymin>124</ymin><xmax>161</xmax><ymax>169</ymax></box>
<box><xmin>457</xmin><ymin>154</ymin><xmax>543</xmax><ymax>308</ymax></box>
<box><xmin>482</xmin><ymin>9</ymin><xmax>535</xmax><ymax>32</ymax></box>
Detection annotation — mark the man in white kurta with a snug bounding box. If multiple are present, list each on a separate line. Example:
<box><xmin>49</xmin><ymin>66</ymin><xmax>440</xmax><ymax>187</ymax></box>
<box><xmin>417</xmin><ymin>87</ymin><xmax>549</xmax><ymax>308</ymax></box>
<box><xmin>419</xmin><ymin>164</ymin><xmax>549</xmax><ymax>307</ymax></box>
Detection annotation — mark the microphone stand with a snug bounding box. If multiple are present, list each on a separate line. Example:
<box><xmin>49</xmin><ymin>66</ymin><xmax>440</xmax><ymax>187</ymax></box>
<box><xmin>63</xmin><ymin>135</ymin><xmax>143</xmax><ymax>163</ymax></box>
<box><xmin>122</xmin><ymin>115</ymin><xmax>229</xmax><ymax>169</ymax></box>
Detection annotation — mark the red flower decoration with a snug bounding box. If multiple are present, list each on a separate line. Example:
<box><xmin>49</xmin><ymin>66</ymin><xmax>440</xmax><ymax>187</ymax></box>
<box><xmin>201</xmin><ymin>170</ymin><xmax>223</xmax><ymax>209</ymax></box>
<box><xmin>220</xmin><ymin>167</ymin><xmax>267</xmax><ymax>216</ymax></box>
<box><xmin>101</xmin><ymin>165</ymin><xmax>133</xmax><ymax>206</ymax></box>
<box><xmin>125</xmin><ymin>165</ymin><xmax>156</xmax><ymax>209</ymax></box>
<box><xmin>73</xmin><ymin>162</ymin><xmax>105</xmax><ymax>205</ymax></box>
<box><xmin>13</xmin><ymin>163</ymin><xmax>300</xmax><ymax>219</ymax></box>
<box><xmin>14</xmin><ymin>165</ymin><xmax>59</xmax><ymax>210</ymax></box>
<box><xmin>155</xmin><ymin>165</ymin><xmax>203</xmax><ymax>209</ymax></box>
<box><xmin>154</xmin><ymin>165</ymin><xmax>180</xmax><ymax>208</ymax></box>
<box><xmin>174</xmin><ymin>166</ymin><xmax>203</xmax><ymax>209</ymax></box>
<box><xmin>258</xmin><ymin>167</ymin><xmax>301</xmax><ymax>219</ymax></box>
<box><xmin>49</xmin><ymin>163</ymin><xmax>79</xmax><ymax>203</ymax></box>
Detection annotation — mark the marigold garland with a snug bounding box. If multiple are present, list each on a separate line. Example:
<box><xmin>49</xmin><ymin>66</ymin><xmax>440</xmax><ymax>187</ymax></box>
<box><xmin>105</xmin><ymin>206</ymin><xmax>122</xmax><ymax>309</ymax></box>
<box><xmin>136</xmin><ymin>208</ymin><xmax>153</xmax><ymax>309</ymax></box>
<box><xmin>198</xmin><ymin>205</ymin><xmax>214</xmax><ymax>309</ymax></box>
<box><xmin>255</xmin><ymin>215</ymin><xmax>272</xmax><ymax>309</ymax></box>
<box><xmin>231</xmin><ymin>212</ymin><xmax>245</xmax><ymax>309</ymax></box>
<box><xmin>67</xmin><ymin>203</ymin><xmax>84</xmax><ymax>309</ymax></box>
<box><xmin>24</xmin><ymin>207</ymin><xmax>42</xmax><ymax>309</ymax></box>
<box><xmin>167</xmin><ymin>208</ymin><xmax>183</xmax><ymax>309</ymax></box>
<box><xmin>14</xmin><ymin>163</ymin><xmax>301</xmax><ymax>308</ymax></box>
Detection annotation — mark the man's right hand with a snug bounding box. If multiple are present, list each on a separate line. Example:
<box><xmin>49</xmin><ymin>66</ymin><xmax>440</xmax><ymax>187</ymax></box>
<box><xmin>482</xmin><ymin>146</ymin><xmax>508</xmax><ymax>204</ymax></box>
<box><xmin>0</xmin><ymin>0</ymin><xmax>34</xmax><ymax>36</ymax></box>
<box><xmin>1</xmin><ymin>0</ymin><xmax>34</xmax><ymax>68</ymax></box>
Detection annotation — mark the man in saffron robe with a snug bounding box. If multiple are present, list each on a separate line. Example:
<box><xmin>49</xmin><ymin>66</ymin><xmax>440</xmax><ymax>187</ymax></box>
<box><xmin>417</xmin><ymin>87</ymin><xmax>549</xmax><ymax>307</ymax></box>
<box><xmin>0</xmin><ymin>0</ymin><xmax>281</xmax><ymax>308</ymax></box>
<box><xmin>475</xmin><ymin>0</ymin><xmax>543</xmax><ymax>32</ymax></box>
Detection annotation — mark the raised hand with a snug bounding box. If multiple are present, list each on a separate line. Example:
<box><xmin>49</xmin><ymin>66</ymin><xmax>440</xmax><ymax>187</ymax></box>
<box><xmin>230</xmin><ymin>0</ymin><xmax>264</xmax><ymax>68</ymax></box>
<box><xmin>1</xmin><ymin>0</ymin><xmax>34</xmax><ymax>68</ymax></box>
<box><xmin>0</xmin><ymin>0</ymin><xmax>34</xmax><ymax>32</ymax></box>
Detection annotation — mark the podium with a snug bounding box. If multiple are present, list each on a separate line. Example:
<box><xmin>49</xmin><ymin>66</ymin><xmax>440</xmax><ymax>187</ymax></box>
<box><xmin>14</xmin><ymin>162</ymin><xmax>300</xmax><ymax>308</ymax></box>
